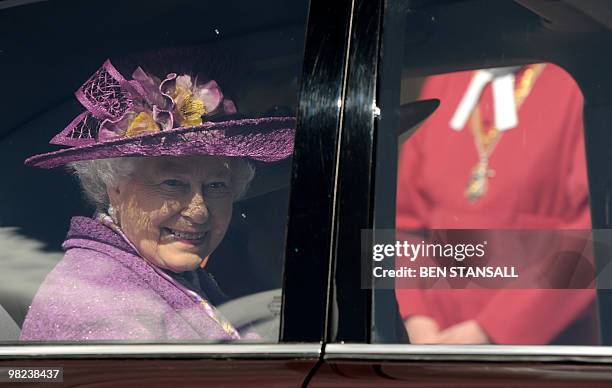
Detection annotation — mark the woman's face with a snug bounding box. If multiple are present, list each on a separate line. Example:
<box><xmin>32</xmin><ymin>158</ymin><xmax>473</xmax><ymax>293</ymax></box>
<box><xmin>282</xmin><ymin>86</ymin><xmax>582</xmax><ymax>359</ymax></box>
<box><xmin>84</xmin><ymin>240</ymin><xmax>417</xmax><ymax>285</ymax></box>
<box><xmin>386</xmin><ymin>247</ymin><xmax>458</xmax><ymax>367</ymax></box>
<box><xmin>109</xmin><ymin>155</ymin><xmax>234</xmax><ymax>272</ymax></box>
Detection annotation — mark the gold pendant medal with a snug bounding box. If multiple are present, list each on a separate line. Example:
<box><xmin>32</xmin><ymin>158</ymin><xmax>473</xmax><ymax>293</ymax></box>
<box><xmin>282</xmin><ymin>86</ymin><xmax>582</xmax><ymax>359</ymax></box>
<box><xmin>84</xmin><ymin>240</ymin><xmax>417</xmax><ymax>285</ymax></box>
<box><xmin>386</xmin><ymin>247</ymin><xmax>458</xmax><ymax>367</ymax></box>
<box><xmin>465</xmin><ymin>158</ymin><xmax>495</xmax><ymax>202</ymax></box>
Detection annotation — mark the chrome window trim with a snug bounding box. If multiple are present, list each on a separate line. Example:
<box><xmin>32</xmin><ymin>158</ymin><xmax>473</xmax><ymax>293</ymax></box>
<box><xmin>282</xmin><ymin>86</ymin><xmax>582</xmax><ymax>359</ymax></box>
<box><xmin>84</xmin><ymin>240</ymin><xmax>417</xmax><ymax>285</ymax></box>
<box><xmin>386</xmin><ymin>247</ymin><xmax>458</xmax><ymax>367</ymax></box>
<box><xmin>324</xmin><ymin>344</ymin><xmax>612</xmax><ymax>363</ymax></box>
<box><xmin>6</xmin><ymin>343</ymin><xmax>612</xmax><ymax>362</ymax></box>
<box><xmin>0</xmin><ymin>343</ymin><xmax>322</xmax><ymax>359</ymax></box>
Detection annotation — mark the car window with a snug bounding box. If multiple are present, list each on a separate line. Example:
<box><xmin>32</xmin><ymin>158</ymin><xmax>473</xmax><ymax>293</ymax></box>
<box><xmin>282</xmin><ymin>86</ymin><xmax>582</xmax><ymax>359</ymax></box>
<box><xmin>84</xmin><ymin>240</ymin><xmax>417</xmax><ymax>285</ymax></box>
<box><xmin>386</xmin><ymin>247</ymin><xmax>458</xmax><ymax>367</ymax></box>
<box><xmin>0</xmin><ymin>0</ymin><xmax>308</xmax><ymax>343</ymax></box>
<box><xmin>367</xmin><ymin>0</ymin><xmax>610</xmax><ymax>346</ymax></box>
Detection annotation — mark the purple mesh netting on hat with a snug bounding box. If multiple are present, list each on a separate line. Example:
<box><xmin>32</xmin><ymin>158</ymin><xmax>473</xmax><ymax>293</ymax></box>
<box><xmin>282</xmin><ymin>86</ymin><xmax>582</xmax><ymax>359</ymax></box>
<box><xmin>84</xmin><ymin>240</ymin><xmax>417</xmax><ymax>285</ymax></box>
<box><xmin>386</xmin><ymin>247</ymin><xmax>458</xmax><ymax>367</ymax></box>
<box><xmin>50</xmin><ymin>60</ymin><xmax>146</xmax><ymax>147</ymax></box>
<box><xmin>50</xmin><ymin>112</ymin><xmax>101</xmax><ymax>146</ymax></box>
<box><xmin>75</xmin><ymin>60</ymin><xmax>134</xmax><ymax>120</ymax></box>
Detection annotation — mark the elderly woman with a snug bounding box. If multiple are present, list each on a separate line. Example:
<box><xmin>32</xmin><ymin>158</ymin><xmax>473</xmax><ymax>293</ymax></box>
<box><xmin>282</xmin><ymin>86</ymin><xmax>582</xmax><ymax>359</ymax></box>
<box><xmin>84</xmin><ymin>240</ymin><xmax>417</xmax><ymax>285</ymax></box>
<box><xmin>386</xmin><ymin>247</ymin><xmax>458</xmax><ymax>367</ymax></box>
<box><xmin>20</xmin><ymin>58</ymin><xmax>294</xmax><ymax>341</ymax></box>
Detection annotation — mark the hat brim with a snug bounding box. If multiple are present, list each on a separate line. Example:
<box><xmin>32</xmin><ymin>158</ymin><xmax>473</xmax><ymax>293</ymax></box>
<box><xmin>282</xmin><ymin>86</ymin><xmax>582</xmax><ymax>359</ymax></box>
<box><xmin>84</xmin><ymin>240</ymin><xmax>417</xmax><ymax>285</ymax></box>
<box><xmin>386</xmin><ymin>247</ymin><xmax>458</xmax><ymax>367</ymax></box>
<box><xmin>25</xmin><ymin>116</ymin><xmax>295</xmax><ymax>169</ymax></box>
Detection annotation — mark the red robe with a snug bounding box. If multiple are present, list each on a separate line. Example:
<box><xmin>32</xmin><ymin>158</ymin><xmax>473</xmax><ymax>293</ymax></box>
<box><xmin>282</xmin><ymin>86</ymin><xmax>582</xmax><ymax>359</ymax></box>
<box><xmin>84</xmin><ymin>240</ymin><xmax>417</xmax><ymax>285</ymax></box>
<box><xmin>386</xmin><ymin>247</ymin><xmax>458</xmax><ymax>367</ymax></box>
<box><xmin>395</xmin><ymin>64</ymin><xmax>598</xmax><ymax>345</ymax></box>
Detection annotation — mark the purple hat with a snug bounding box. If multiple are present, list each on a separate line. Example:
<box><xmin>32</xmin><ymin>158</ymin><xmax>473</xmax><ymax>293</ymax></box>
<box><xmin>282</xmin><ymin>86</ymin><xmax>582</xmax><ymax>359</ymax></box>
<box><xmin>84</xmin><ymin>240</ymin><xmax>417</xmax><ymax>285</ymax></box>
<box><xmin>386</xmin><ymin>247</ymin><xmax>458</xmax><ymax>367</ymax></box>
<box><xmin>25</xmin><ymin>60</ymin><xmax>295</xmax><ymax>168</ymax></box>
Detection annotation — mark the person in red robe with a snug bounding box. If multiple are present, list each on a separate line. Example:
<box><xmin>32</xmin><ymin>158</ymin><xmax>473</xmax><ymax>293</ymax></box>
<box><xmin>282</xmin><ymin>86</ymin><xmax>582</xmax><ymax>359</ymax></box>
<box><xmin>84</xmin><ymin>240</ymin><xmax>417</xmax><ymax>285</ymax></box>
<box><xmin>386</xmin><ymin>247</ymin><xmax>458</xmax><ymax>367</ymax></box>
<box><xmin>395</xmin><ymin>63</ymin><xmax>598</xmax><ymax>345</ymax></box>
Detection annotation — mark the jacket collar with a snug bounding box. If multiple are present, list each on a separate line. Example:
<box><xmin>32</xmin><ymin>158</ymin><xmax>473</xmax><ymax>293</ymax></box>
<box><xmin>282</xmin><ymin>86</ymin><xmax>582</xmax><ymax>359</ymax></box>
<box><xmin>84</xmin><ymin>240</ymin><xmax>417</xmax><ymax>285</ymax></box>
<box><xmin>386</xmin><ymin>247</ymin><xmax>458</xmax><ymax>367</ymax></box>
<box><xmin>63</xmin><ymin>216</ymin><xmax>136</xmax><ymax>254</ymax></box>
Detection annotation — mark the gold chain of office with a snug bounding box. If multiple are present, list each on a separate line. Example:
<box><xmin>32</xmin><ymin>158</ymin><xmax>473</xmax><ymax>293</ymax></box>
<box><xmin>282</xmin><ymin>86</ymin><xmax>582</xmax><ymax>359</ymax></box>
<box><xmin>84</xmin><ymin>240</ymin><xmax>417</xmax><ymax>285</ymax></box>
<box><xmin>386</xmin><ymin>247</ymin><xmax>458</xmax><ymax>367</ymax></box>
<box><xmin>464</xmin><ymin>63</ymin><xmax>546</xmax><ymax>202</ymax></box>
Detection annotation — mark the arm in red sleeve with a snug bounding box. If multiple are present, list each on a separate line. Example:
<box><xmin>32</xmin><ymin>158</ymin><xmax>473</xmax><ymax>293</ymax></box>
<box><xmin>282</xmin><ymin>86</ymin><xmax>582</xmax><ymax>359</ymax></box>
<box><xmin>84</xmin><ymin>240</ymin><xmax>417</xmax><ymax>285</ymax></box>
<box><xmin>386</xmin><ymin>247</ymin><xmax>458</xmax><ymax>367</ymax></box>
<box><xmin>394</xmin><ymin>78</ymin><xmax>439</xmax><ymax>321</ymax></box>
<box><xmin>395</xmin><ymin>130</ymin><xmax>433</xmax><ymax>321</ymax></box>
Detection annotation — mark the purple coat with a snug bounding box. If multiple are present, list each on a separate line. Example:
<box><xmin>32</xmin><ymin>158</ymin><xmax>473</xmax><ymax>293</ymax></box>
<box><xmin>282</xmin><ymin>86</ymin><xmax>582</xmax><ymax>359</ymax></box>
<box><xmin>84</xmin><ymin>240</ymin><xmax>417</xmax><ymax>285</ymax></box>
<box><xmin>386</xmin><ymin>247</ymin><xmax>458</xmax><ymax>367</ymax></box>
<box><xmin>21</xmin><ymin>217</ymin><xmax>249</xmax><ymax>341</ymax></box>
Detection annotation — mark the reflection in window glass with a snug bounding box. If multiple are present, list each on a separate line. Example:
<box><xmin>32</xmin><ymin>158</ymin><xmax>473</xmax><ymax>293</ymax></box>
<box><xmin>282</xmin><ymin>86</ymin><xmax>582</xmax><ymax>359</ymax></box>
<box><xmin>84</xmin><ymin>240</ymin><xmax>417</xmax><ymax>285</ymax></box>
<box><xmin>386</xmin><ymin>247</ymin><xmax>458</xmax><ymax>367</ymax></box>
<box><xmin>373</xmin><ymin>0</ymin><xmax>600</xmax><ymax>345</ymax></box>
<box><xmin>0</xmin><ymin>0</ymin><xmax>308</xmax><ymax>342</ymax></box>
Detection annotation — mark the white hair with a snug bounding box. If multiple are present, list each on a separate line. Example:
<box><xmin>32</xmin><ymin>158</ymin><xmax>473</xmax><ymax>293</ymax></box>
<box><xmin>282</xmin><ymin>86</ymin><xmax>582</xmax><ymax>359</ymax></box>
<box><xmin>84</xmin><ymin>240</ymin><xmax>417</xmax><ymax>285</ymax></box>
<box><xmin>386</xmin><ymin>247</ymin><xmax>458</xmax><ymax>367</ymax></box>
<box><xmin>67</xmin><ymin>157</ymin><xmax>255</xmax><ymax>211</ymax></box>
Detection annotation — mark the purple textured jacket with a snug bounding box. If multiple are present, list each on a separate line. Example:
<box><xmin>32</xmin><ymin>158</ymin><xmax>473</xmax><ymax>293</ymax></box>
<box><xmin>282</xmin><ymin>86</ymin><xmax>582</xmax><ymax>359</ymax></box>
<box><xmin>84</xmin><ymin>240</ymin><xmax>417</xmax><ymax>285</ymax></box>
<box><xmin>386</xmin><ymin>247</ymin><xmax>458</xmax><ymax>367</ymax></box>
<box><xmin>21</xmin><ymin>217</ymin><xmax>247</xmax><ymax>341</ymax></box>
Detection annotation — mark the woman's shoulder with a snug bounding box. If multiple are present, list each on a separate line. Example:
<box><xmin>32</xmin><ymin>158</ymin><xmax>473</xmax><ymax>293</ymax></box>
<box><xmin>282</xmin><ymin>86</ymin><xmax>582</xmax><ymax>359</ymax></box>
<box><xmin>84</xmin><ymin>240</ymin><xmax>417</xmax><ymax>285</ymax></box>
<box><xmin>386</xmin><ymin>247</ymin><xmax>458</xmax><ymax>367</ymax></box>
<box><xmin>36</xmin><ymin>244</ymin><xmax>172</xmax><ymax>309</ymax></box>
<box><xmin>20</xmin><ymin>248</ymin><xmax>168</xmax><ymax>341</ymax></box>
<box><xmin>54</xmin><ymin>216</ymin><xmax>161</xmax><ymax>290</ymax></box>
<box><xmin>53</xmin><ymin>246</ymin><xmax>151</xmax><ymax>287</ymax></box>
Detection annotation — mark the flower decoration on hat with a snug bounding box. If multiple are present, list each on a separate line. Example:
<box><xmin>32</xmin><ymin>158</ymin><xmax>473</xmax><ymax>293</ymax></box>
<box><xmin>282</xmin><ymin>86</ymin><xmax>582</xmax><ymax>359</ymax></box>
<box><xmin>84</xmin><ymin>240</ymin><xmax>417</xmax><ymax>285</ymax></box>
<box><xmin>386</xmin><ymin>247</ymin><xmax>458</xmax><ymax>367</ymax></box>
<box><xmin>50</xmin><ymin>60</ymin><xmax>237</xmax><ymax>146</ymax></box>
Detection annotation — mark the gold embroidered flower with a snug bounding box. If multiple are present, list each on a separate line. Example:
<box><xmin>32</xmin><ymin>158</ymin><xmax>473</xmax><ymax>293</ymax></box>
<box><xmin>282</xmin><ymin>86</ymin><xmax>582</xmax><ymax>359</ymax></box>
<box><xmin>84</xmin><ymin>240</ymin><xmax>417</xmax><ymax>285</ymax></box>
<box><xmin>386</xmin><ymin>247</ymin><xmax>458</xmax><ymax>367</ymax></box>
<box><xmin>125</xmin><ymin>111</ymin><xmax>160</xmax><ymax>137</ymax></box>
<box><xmin>173</xmin><ymin>75</ymin><xmax>224</xmax><ymax>127</ymax></box>
<box><xmin>174</xmin><ymin>85</ymin><xmax>206</xmax><ymax>126</ymax></box>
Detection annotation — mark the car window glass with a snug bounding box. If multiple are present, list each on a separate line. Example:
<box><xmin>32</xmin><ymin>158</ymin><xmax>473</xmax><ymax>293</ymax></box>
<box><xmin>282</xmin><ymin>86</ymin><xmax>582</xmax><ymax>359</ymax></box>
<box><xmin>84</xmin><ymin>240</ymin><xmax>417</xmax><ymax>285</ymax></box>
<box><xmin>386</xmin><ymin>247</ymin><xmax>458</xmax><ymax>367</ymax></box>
<box><xmin>370</xmin><ymin>0</ymin><xmax>604</xmax><ymax>346</ymax></box>
<box><xmin>0</xmin><ymin>0</ymin><xmax>308</xmax><ymax>343</ymax></box>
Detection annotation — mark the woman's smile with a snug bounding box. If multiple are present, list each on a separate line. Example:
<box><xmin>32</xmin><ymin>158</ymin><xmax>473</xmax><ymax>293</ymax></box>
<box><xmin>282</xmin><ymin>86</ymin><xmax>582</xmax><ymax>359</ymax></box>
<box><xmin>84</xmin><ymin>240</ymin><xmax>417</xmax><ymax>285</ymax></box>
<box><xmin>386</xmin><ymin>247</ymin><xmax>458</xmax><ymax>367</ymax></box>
<box><xmin>160</xmin><ymin>227</ymin><xmax>210</xmax><ymax>247</ymax></box>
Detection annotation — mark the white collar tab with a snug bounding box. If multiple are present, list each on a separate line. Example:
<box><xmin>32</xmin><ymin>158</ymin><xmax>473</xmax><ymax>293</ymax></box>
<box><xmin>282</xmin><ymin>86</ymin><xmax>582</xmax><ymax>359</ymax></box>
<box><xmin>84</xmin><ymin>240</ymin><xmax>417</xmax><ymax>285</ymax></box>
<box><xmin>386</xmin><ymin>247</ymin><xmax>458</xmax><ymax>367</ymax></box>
<box><xmin>450</xmin><ymin>66</ymin><xmax>521</xmax><ymax>132</ymax></box>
